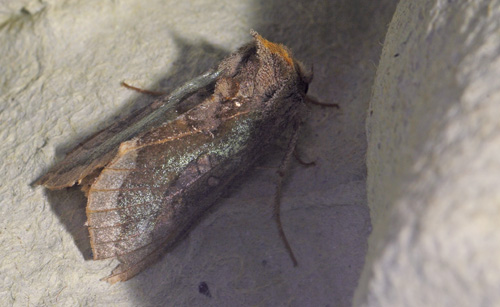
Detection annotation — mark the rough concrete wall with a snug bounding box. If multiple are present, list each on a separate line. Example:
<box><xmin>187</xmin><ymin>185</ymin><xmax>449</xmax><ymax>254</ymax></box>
<box><xmin>356</xmin><ymin>0</ymin><xmax>500</xmax><ymax>306</ymax></box>
<box><xmin>0</xmin><ymin>1</ymin><xmax>397</xmax><ymax>306</ymax></box>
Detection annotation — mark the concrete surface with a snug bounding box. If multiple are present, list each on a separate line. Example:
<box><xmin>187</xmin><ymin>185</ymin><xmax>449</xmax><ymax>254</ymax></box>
<box><xmin>355</xmin><ymin>0</ymin><xmax>500</xmax><ymax>306</ymax></box>
<box><xmin>0</xmin><ymin>0</ymin><xmax>397</xmax><ymax>306</ymax></box>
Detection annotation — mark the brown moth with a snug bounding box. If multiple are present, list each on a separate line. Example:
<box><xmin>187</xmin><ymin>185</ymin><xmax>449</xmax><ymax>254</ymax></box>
<box><xmin>36</xmin><ymin>31</ymin><xmax>315</xmax><ymax>283</ymax></box>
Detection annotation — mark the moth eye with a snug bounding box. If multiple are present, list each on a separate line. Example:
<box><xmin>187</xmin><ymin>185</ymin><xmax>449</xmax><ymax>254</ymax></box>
<box><xmin>234</xmin><ymin>101</ymin><xmax>242</xmax><ymax>107</ymax></box>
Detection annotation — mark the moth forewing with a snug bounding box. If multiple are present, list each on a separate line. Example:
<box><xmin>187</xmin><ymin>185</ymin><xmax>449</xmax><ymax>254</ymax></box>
<box><xmin>36</xmin><ymin>31</ymin><xmax>311</xmax><ymax>283</ymax></box>
<box><xmin>34</xmin><ymin>70</ymin><xmax>223</xmax><ymax>190</ymax></box>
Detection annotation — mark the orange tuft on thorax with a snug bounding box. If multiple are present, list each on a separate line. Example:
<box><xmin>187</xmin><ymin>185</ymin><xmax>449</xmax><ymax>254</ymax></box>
<box><xmin>254</xmin><ymin>33</ymin><xmax>294</xmax><ymax>67</ymax></box>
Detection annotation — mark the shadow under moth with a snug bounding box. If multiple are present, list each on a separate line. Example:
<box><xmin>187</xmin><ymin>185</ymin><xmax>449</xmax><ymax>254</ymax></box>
<box><xmin>36</xmin><ymin>31</ymin><xmax>330</xmax><ymax>284</ymax></box>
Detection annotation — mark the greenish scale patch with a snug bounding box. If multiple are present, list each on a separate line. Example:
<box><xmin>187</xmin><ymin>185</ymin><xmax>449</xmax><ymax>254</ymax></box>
<box><xmin>156</xmin><ymin>116</ymin><xmax>255</xmax><ymax>187</ymax></box>
<box><xmin>118</xmin><ymin>188</ymin><xmax>163</xmax><ymax>237</ymax></box>
<box><xmin>118</xmin><ymin>114</ymin><xmax>256</xmax><ymax>241</ymax></box>
<box><xmin>207</xmin><ymin>117</ymin><xmax>255</xmax><ymax>159</ymax></box>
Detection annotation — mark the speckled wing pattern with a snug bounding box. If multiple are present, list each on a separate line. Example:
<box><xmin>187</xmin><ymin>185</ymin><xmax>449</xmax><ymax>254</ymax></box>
<box><xmin>36</xmin><ymin>31</ymin><xmax>311</xmax><ymax>283</ymax></box>
<box><xmin>87</xmin><ymin>98</ymin><xmax>262</xmax><ymax>283</ymax></box>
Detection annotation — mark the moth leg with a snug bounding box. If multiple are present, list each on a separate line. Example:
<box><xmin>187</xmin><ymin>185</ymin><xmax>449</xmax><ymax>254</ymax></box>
<box><xmin>293</xmin><ymin>95</ymin><xmax>339</xmax><ymax>166</ymax></box>
<box><xmin>274</xmin><ymin>119</ymin><xmax>302</xmax><ymax>267</ymax></box>
<box><xmin>121</xmin><ymin>81</ymin><xmax>166</xmax><ymax>96</ymax></box>
<box><xmin>305</xmin><ymin>95</ymin><xmax>340</xmax><ymax>108</ymax></box>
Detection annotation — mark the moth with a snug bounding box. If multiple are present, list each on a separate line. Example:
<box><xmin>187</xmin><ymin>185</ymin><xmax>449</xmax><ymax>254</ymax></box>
<box><xmin>36</xmin><ymin>31</ymin><xmax>324</xmax><ymax>283</ymax></box>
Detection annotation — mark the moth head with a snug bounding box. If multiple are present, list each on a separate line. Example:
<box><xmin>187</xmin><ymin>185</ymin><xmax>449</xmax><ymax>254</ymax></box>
<box><xmin>250</xmin><ymin>30</ymin><xmax>311</xmax><ymax>99</ymax></box>
<box><xmin>294</xmin><ymin>60</ymin><xmax>313</xmax><ymax>94</ymax></box>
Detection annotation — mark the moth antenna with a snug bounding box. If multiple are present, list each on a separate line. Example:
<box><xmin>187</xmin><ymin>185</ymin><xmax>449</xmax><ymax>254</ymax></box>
<box><xmin>273</xmin><ymin>119</ymin><xmax>302</xmax><ymax>267</ymax></box>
